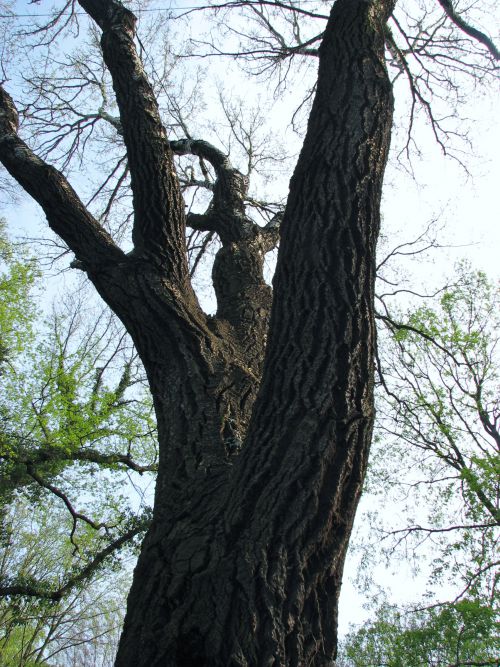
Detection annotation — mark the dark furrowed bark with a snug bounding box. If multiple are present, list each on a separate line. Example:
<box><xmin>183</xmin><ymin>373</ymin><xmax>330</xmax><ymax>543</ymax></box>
<box><xmin>79</xmin><ymin>0</ymin><xmax>189</xmax><ymax>281</ymax></box>
<box><xmin>216</xmin><ymin>1</ymin><xmax>395</xmax><ymax>662</ymax></box>
<box><xmin>115</xmin><ymin>0</ymin><xmax>394</xmax><ymax>665</ymax></box>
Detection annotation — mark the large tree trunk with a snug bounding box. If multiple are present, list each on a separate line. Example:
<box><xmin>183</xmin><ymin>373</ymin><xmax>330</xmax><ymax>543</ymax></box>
<box><xmin>114</xmin><ymin>2</ymin><xmax>394</xmax><ymax>665</ymax></box>
<box><xmin>0</xmin><ymin>0</ymin><xmax>394</xmax><ymax>664</ymax></box>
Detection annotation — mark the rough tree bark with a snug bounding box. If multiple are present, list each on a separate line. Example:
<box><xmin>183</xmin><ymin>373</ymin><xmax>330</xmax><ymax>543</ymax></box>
<box><xmin>0</xmin><ymin>0</ymin><xmax>394</xmax><ymax>664</ymax></box>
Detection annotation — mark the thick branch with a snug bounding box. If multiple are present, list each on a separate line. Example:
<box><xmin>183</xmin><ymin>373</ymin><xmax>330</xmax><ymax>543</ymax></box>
<box><xmin>170</xmin><ymin>138</ymin><xmax>231</xmax><ymax>176</ymax></box>
<box><xmin>0</xmin><ymin>87</ymin><xmax>124</xmax><ymax>270</ymax></box>
<box><xmin>171</xmin><ymin>138</ymin><xmax>250</xmax><ymax>241</ymax></box>
<box><xmin>78</xmin><ymin>0</ymin><xmax>188</xmax><ymax>277</ymax></box>
<box><xmin>73</xmin><ymin>448</ymin><xmax>157</xmax><ymax>473</ymax></box>
<box><xmin>260</xmin><ymin>210</ymin><xmax>282</xmax><ymax>252</ymax></box>
<box><xmin>186</xmin><ymin>212</ymin><xmax>219</xmax><ymax>233</ymax></box>
<box><xmin>1</xmin><ymin>446</ymin><xmax>157</xmax><ymax>475</ymax></box>
<box><xmin>437</xmin><ymin>0</ymin><xmax>500</xmax><ymax>60</ymax></box>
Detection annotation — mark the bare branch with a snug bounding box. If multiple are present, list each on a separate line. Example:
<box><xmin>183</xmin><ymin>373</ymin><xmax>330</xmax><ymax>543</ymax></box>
<box><xmin>0</xmin><ymin>86</ymin><xmax>124</xmax><ymax>270</ymax></box>
<box><xmin>179</xmin><ymin>0</ymin><xmax>329</xmax><ymax>23</ymax></box>
<box><xmin>388</xmin><ymin>522</ymin><xmax>498</xmax><ymax>537</ymax></box>
<box><xmin>376</xmin><ymin>312</ymin><xmax>464</xmax><ymax>367</ymax></box>
<box><xmin>26</xmin><ymin>464</ymin><xmax>109</xmax><ymax>550</ymax></box>
<box><xmin>21</xmin><ymin>1</ymin><xmax>78</xmax><ymax>45</ymax></box>
<box><xmin>437</xmin><ymin>0</ymin><xmax>500</xmax><ymax>60</ymax></box>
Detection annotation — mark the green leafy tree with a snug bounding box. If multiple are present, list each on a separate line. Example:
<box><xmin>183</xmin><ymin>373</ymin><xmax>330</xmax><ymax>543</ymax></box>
<box><xmin>339</xmin><ymin>600</ymin><xmax>499</xmax><ymax>666</ymax></box>
<box><xmin>0</xmin><ymin>219</ymin><xmax>37</xmax><ymax>371</ymax></box>
<box><xmin>375</xmin><ymin>264</ymin><xmax>499</xmax><ymax>601</ymax></box>
<box><xmin>340</xmin><ymin>265</ymin><xmax>499</xmax><ymax>664</ymax></box>
<box><xmin>0</xmin><ymin>228</ymin><xmax>154</xmax><ymax>663</ymax></box>
<box><xmin>0</xmin><ymin>291</ymin><xmax>156</xmax><ymax>597</ymax></box>
<box><xmin>0</xmin><ymin>499</ymin><xmax>128</xmax><ymax>667</ymax></box>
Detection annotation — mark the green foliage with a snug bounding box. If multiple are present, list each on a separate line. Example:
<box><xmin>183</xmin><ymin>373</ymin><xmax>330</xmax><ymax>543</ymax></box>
<box><xmin>367</xmin><ymin>263</ymin><xmax>500</xmax><ymax>604</ymax></box>
<box><xmin>0</xmin><ymin>291</ymin><xmax>157</xmax><ymax>519</ymax></box>
<box><xmin>340</xmin><ymin>600</ymin><xmax>499</xmax><ymax>667</ymax></box>
<box><xmin>0</xmin><ymin>501</ymin><xmax>128</xmax><ymax>667</ymax></box>
<box><xmin>0</xmin><ymin>219</ymin><xmax>38</xmax><ymax>369</ymax></box>
<box><xmin>346</xmin><ymin>264</ymin><xmax>500</xmax><ymax>664</ymax></box>
<box><xmin>0</xmin><ymin>228</ymin><xmax>156</xmax><ymax>663</ymax></box>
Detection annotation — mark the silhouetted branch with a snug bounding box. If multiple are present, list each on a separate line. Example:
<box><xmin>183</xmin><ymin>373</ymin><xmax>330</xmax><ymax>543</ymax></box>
<box><xmin>437</xmin><ymin>0</ymin><xmax>500</xmax><ymax>60</ymax></box>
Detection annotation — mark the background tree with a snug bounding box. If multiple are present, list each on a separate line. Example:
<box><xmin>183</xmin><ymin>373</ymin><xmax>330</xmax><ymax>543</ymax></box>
<box><xmin>0</xmin><ymin>500</ymin><xmax>129</xmax><ymax>667</ymax></box>
<box><xmin>376</xmin><ymin>264</ymin><xmax>499</xmax><ymax>591</ymax></box>
<box><xmin>338</xmin><ymin>264</ymin><xmax>499</xmax><ymax>664</ymax></box>
<box><xmin>0</xmin><ymin>225</ymin><xmax>153</xmax><ymax>664</ymax></box>
<box><xmin>0</xmin><ymin>218</ymin><xmax>37</xmax><ymax>374</ymax></box>
<box><xmin>0</xmin><ymin>0</ymin><xmax>498</xmax><ymax>665</ymax></box>
<box><xmin>0</xmin><ymin>260</ymin><xmax>156</xmax><ymax>601</ymax></box>
<box><xmin>338</xmin><ymin>600</ymin><xmax>498</xmax><ymax>667</ymax></box>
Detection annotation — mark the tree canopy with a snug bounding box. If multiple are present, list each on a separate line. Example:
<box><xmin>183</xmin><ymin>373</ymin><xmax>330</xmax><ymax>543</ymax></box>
<box><xmin>339</xmin><ymin>264</ymin><xmax>499</xmax><ymax>664</ymax></box>
<box><xmin>340</xmin><ymin>600</ymin><xmax>499</xmax><ymax>667</ymax></box>
<box><xmin>0</xmin><ymin>226</ymin><xmax>151</xmax><ymax>664</ymax></box>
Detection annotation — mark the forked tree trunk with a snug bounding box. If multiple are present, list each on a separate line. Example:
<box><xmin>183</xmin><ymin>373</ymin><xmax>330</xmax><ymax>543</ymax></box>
<box><xmin>114</xmin><ymin>2</ymin><xmax>394</xmax><ymax>665</ymax></box>
<box><xmin>0</xmin><ymin>0</ymin><xmax>394</xmax><ymax>665</ymax></box>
